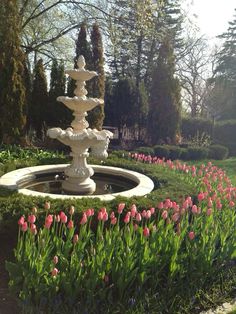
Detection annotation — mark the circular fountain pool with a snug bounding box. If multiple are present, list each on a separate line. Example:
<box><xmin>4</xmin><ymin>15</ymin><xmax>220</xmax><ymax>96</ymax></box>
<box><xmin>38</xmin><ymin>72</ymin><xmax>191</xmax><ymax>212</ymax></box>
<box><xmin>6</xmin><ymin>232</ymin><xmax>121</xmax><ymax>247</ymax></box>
<box><xmin>0</xmin><ymin>164</ymin><xmax>154</xmax><ymax>201</ymax></box>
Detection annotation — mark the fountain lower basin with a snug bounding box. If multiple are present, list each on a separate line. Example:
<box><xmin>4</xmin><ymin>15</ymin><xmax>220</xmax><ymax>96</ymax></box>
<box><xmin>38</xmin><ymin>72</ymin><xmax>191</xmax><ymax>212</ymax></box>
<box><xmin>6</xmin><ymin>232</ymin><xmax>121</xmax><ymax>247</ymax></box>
<box><xmin>0</xmin><ymin>164</ymin><xmax>154</xmax><ymax>201</ymax></box>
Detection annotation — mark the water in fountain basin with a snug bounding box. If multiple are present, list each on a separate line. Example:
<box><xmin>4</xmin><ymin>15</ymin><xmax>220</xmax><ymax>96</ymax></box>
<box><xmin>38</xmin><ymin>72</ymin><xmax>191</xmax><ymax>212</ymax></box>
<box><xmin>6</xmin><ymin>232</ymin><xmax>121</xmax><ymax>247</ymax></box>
<box><xmin>19</xmin><ymin>172</ymin><xmax>137</xmax><ymax>195</ymax></box>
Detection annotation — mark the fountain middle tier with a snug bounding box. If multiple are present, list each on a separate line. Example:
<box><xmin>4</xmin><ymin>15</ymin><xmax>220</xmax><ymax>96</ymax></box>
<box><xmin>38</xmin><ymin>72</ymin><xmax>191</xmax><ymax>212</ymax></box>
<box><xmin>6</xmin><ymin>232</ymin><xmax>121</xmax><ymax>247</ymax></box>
<box><xmin>47</xmin><ymin>127</ymin><xmax>112</xmax><ymax>194</ymax></box>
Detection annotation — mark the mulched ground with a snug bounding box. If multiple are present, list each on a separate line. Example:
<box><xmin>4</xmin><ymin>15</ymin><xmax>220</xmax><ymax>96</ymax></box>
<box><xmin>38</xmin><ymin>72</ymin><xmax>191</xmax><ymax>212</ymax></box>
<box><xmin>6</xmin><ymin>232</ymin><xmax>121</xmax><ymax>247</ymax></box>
<box><xmin>0</xmin><ymin>223</ymin><xmax>20</xmax><ymax>314</ymax></box>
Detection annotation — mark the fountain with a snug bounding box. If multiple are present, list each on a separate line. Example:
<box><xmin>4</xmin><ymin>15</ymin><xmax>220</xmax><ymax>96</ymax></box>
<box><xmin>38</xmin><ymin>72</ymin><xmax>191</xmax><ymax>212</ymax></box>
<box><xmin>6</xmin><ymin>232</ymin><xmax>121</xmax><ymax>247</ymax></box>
<box><xmin>47</xmin><ymin>55</ymin><xmax>112</xmax><ymax>195</ymax></box>
<box><xmin>0</xmin><ymin>56</ymin><xmax>154</xmax><ymax>200</ymax></box>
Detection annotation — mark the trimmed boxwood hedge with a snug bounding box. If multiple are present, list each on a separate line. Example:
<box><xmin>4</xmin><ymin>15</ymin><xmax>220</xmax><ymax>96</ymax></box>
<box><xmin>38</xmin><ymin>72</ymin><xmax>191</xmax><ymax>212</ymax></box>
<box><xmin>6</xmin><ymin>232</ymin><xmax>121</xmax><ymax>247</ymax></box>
<box><xmin>208</xmin><ymin>145</ymin><xmax>229</xmax><ymax>160</ymax></box>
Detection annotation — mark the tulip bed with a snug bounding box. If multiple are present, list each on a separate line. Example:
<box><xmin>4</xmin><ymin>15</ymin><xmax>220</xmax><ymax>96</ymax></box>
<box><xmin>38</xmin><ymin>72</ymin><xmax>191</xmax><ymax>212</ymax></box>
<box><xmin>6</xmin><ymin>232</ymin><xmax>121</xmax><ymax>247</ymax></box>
<box><xmin>5</xmin><ymin>154</ymin><xmax>236</xmax><ymax>313</ymax></box>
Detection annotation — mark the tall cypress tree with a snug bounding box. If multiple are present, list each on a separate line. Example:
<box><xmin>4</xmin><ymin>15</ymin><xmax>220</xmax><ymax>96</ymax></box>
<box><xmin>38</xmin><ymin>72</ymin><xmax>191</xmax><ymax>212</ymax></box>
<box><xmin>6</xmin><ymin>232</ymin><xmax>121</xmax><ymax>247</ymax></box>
<box><xmin>29</xmin><ymin>59</ymin><xmax>48</xmax><ymax>139</ymax></box>
<box><xmin>48</xmin><ymin>60</ymin><xmax>70</xmax><ymax>127</ymax></box>
<box><xmin>67</xmin><ymin>22</ymin><xmax>93</xmax><ymax>97</ymax></box>
<box><xmin>87</xmin><ymin>23</ymin><xmax>105</xmax><ymax>130</ymax></box>
<box><xmin>0</xmin><ymin>0</ymin><xmax>27</xmax><ymax>144</ymax></box>
<box><xmin>148</xmin><ymin>37</ymin><xmax>181</xmax><ymax>145</ymax></box>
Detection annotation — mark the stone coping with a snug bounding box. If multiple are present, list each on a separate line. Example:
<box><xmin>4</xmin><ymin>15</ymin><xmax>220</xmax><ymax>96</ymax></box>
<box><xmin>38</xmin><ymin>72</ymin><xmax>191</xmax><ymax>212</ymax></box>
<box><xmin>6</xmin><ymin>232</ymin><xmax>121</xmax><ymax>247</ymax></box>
<box><xmin>0</xmin><ymin>164</ymin><xmax>154</xmax><ymax>201</ymax></box>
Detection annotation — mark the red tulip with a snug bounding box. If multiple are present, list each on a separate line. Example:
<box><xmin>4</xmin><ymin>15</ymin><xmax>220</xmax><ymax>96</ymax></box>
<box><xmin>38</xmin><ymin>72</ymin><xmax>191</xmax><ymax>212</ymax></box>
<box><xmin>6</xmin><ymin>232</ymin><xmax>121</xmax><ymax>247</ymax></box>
<box><xmin>143</xmin><ymin>227</ymin><xmax>150</xmax><ymax>237</ymax></box>
<box><xmin>188</xmin><ymin>231</ymin><xmax>195</xmax><ymax>240</ymax></box>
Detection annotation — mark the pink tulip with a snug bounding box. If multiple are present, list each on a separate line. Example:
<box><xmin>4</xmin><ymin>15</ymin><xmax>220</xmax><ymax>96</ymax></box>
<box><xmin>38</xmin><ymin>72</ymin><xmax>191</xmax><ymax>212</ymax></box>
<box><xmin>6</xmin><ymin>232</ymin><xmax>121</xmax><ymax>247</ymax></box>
<box><xmin>21</xmin><ymin>222</ymin><xmax>28</xmax><ymax>232</ymax></box>
<box><xmin>80</xmin><ymin>213</ymin><xmax>87</xmax><ymax>225</ymax></box>
<box><xmin>229</xmin><ymin>200</ymin><xmax>235</xmax><ymax>208</ymax></box>
<box><xmin>67</xmin><ymin>220</ymin><xmax>74</xmax><ymax>229</ymax></box>
<box><xmin>18</xmin><ymin>216</ymin><xmax>25</xmax><ymax>226</ymax></box>
<box><xmin>111</xmin><ymin>217</ymin><xmax>117</xmax><ymax>225</ymax></box>
<box><xmin>51</xmin><ymin>267</ymin><xmax>59</xmax><ymax>277</ymax></box>
<box><xmin>60</xmin><ymin>212</ymin><xmax>67</xmax><ymax>224</ymax></box>
<box><xmin>44</xmin><ymin>220</ymin><xmax>52</xmax><ymax>229</ymax></box>
<box><xmin>130</xmin><ymin>204</ymin><xmax>137</xmax><ymax>217</ymax></box>
<box><xmin>133</xmin><ymin>223</ymin><xmax>138</xmax><ymax>231</ymax></box>
<box><xmin>191</xmin><ymin>205</ymin><xmax>198</xmax><ymax>214</ymax></box>
<box><xmin>188</xmin><ymin>231</ymin><xmax>195</xmax><ymax>240</ymax></box>
<box><xmin>124</xmin><ymin>213</ymin><xmax>130</xmax><ymax>224</ymax></box>
<box><xmin>86</xmin><ymin>208</ymin><xmax>92</xmax><ymax>217</ymax></box>
<box><xmin>143</xmin><ymin>227</ymin><xmax>150</xmax><ymax>237</ymax></box>
<box><xmin>98</xmin><ymin>211</ymin><xmax>103</xmax><ymax>221</ymax></box>
<box><xmin>73</xmin><ymin>234</ymin><xmax>79</xmax><ymax>244</ymax></box>
<box><xmin>28</xmin><ymin>214</ymin><xmax>36</xmax><ymax>224</ymax></box>
<box><xmin>110</xmin><ymin>211</ymin><xmax>115</xmax><ymax>219</ymax></box>
<box><xmin>158</xmin><ymin>202</ymin><xmax>164</xmax><ymax>209</ymax></box>
<box><xmin>146</xmin><ymin>210</ymin><xmax>151</xmax><ymax>219</ymax></box>
<box><xmin>46</xmin><ymin>215</ymin><xmax>53</xmax><ymax>223</ymax></box>
<box><xmin>207</xmin><ymin>198</ymin><xmax>213</xmax><ymax>207</ymax></box>
<box><xmin>53</xmin><ymin>256</ymin><xmax>58</xmax><ymax>264</ymax></box>
<box><xmin>207</xmin><ymin>208</ymin><xmax>212</xmax><ymax>216</ymax></box>
<box><xmin>172</xmin><ymin>213</ymin><xmax>180</xmax><ymax>222</ymax></box>
<box><xmin>117</xmin><ymin>203</ymin><xmax>125</xmax><ymax>214</ymax></box>
<box><xmin>101</xmin><ymin>207</ymin><xmax>107</xmax><ymax>214</ymax></box>
<box><xmin>69</xmin><ymin>206</ymin><xmax>75</xmax><ymax>216</ymax></box>
<box><xmin>198</xmin><ymin>192</ymin><xmax>205</xmax><ymax>202</ymax></box>
<box><xmin>30</xmin><ymin>223</ymin><xmax>37</xmax><ymax>234</ymax></box>
<box><xmin>102</xmin><ymin>212</ymin><xmax>108</xmax><ymax>222</ymax></box>
<box><xmin>161</xmin><ymin>210</ymin><xmax>168</xmax><ymax>220</ymax></box>
<box><xmin>136</xmin><ymin>213</ymin><xmax>142</xmax><ymax>222</ymax></box>
<box><xmin>150</xmin><ymin>207</ymin><xmax>155</xmax><ymax>215</ymax></box>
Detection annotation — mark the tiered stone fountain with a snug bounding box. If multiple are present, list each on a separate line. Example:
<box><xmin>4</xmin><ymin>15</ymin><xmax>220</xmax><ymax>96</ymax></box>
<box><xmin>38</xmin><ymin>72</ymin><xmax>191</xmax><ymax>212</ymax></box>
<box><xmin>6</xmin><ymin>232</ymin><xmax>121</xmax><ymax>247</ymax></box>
<box><xmin>47</xmin><ymin>55</ymin><xmax>112</xmax><ymax>194</ymax></box>
<box><xmin>0</xmin><ymin>55</ymin><xmax>154</xmax><ymax>200</ymax></box>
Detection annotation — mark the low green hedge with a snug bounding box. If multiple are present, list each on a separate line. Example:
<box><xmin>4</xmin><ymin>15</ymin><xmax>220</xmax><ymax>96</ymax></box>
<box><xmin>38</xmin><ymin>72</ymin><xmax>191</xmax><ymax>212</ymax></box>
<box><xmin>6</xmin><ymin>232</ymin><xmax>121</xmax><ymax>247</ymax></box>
<box><xmin>208</xmin><ymin>144</ymin><xmax>229</xmax><ymax>160</ymax></box>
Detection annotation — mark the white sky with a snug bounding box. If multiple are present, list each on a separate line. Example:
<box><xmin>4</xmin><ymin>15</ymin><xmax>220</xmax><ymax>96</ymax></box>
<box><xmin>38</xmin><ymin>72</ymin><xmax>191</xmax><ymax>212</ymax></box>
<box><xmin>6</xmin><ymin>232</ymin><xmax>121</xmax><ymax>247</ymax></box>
<box><xmin>184</xmin><ymin>0</ymin><xmax>236</xmax><ymax>39</ymax></box>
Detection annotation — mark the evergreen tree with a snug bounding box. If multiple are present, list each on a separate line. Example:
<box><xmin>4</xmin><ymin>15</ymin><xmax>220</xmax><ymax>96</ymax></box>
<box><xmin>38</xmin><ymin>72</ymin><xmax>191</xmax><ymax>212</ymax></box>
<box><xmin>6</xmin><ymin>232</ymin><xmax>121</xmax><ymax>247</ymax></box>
<box><xmin>209</xmin><ymin>9</ymin><xmax>236</xmax><ymax>119</ymax></box>
<box><xmin>87</xmin><ymin>23</ymin><xmax>105</xmax><ymax>130</ymax></box>
<box><xmin>148</xmin><ymin>38</ymin><xmax>181</xmax><ymax>145</ymax></box>
<box><xmin>68</xmin><ymin>22</ymin><xmax>93</xmax><ymax>97</ymax></box>
<box><xmin>112</xmin><ymin>78</ymin><xmax>137</xmax><ymax>141</ymax></box>
<box><xmin>48</xmin><ymin>60</ymin><xmax>70</xmax><ymax>127</ymax></box>
<box><xmin>29</xmin><ymin>59</ymin><xmax>48</xmax><ymax>139</ymax></box>
<box><xmin>0</xmin><ymin>0</ymin><xmax>27</xmax><ymax>144</ymax></box>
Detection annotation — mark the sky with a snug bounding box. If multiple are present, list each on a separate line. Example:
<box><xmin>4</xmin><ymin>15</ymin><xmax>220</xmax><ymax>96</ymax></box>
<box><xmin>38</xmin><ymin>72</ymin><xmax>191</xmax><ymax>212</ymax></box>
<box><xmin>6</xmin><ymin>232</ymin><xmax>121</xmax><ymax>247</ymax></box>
<box><xmin>184</xmin><ymin>0</ymin><xmax>236</xmax><ymax>39</ymax></box>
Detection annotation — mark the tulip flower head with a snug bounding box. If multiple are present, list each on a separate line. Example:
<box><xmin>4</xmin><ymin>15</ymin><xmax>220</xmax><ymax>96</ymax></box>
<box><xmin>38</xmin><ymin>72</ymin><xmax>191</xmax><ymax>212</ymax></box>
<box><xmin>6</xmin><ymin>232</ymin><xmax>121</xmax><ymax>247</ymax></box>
<box><xmin>143</xmin><ymin>227</ymin><xmax>150</xmax><ymax>237</ymax></box>
<box><xmin>188</xmin><ymin>231</ymin><xmax>195</xmax><ymax>240</ymax></box>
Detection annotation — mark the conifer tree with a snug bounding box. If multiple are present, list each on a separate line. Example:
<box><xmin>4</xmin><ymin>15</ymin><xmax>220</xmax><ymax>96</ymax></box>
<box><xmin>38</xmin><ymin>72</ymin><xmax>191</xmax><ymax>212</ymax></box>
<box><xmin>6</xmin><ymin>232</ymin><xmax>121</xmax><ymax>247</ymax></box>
<box><xmin>48</xmin><ymin>60</ymin><xmax>70</xmax><ymax>127</ymax></box>
<box><xmin>68</xmin><ymin>22</ymin><xmax>93</xmax><ymax>97</ymax></box>
<box><xmin>148</xmin><ymin>38</ymin><xmax>181</xmax><ymax>144</ymax></box>
<box><xmin>29</xmin><ymin>59</ymin><xmax>48</xmax><ymax>139</ymax></box>
<box><xmin>0</xmin><ymin>0</ymin><xmax>27</xmax><ymax>144</ymax></box>
<box><xmin>87</xmin><ymin>23</ymin><xmax>105</xmax><ymax>130</ymax></box>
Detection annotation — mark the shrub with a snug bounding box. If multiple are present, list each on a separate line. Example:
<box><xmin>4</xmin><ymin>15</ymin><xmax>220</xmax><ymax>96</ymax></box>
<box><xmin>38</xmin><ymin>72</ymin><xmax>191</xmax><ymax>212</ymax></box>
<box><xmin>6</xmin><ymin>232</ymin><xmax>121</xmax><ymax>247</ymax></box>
<box><xmin>153</xmin><ymin>145</ymin><xmax>170</xmax><ymax>159</ymax></box>
<box><xmin>214</xmin><ymin>120</ymin><xmax>236</xmax><ymax>156</ymax></box>
<box><xmin>187</xmin><ymin>147</ymin><xmax>209</xmax><ymax>160</ymax></box>
<box><xmin>208</xmin><ymin>145</ymin><xmax>229</xmax><ymax>160</ymax></box>
<box><xmin>181</xmin><ymin>117</ymin><xmax>213</xmax><ymax>139</ymax></box>
<box><xmin>166</xmin><ymin>145</ymin><xmax>182</xmax><ymax>160</ymax></box>
<box><xmin>179</xmin><ymin>148</ymin><xmax>190</xmax><ymax>160</ymax></box>
<box><xmin>137</xmin><ymin>146</ymin><xmax>154</xmax><ymax>155</ymax></box>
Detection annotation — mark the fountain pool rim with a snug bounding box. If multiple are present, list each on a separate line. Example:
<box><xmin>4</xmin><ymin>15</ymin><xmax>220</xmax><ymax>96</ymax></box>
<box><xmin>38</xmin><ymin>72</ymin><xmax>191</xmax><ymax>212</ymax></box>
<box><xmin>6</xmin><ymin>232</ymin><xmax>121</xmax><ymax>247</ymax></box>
<box><xmin>0</xmin><ymin>164</ymin><xmax>154</xmax><ymax>201</ymax></box>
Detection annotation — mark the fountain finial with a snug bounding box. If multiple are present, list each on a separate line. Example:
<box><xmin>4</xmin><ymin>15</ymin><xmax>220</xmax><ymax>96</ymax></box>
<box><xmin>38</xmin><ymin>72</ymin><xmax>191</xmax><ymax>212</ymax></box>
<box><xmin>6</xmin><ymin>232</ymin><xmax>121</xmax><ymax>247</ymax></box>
<box><xmin>77</xmin><ymin>55</ymin><xmax>86</xmax><ymax>70</ymax></box>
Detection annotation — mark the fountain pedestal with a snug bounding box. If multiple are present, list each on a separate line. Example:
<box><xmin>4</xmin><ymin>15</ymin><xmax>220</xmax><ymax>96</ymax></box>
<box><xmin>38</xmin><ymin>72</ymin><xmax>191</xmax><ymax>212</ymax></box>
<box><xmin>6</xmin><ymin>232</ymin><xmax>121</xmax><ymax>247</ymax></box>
<box><xmin>47</xmin><ymin>55</ymin><xmax>113</xmax><ymax>194</ymax></box>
